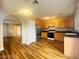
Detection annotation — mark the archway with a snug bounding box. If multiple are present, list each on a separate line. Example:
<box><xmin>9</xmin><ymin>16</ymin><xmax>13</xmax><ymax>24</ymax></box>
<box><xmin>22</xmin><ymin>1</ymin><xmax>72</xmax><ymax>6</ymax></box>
<box><xmin>3</xmin><ymin>15</ymin><xmax>22</xmax><ymax>43</ymax></box>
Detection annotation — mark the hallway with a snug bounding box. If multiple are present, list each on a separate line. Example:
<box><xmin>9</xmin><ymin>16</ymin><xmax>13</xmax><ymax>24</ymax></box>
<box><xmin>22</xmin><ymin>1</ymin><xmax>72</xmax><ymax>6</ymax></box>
<box><xmin>0</xmin><ymin>38</ymin><xmax>67</xmax><ymax>59</ymax></box>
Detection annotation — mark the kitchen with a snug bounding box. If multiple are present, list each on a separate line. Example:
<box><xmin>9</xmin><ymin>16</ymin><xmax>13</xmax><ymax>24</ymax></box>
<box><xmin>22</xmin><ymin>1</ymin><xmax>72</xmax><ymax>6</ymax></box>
<box><xmin>0</xmin><ymin>0</ymin><xmax>79</xmax><ymax>59</ymax></box>
<box><xmin>35</xmin><ymin>15</ymin><xmax>79</xmax><ymax>59</ymax></box>
<box><xmin>35</xmin><ymin>16</ymin><xmax>74</xmax><ymax>41</ymax></box>
<box><xmin>35</xmin><ymin>10</ymin><xmax>79</xmax><ymax>59</ymax></box>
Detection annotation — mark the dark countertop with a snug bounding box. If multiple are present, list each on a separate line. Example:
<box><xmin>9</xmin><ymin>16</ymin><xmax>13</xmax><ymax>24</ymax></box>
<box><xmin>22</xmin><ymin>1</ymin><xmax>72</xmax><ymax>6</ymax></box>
<box><xmin>41</xmin><ymin>30</ymin><xmax>74</xmax><ymax>33</ymax></box>
<box><xmin>41</xmin><ymin>29</ymin><xmax>79</xmax><ymax>38</ymax></box>
<box><xmin>41</xmin><ymin>27</ymin><xmax>74</xmax><ymax>33</ymax></box>
<box><xmin>64</xmin><ymin>32</ymin><xmax>79</xmax><ymax>38</ymax></box>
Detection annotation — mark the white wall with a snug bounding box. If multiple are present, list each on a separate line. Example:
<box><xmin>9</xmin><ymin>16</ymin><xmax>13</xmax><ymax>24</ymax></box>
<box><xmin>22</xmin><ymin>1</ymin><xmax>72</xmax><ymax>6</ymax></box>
<box><xmin>0</xmin><ymin>11</ymin><xmax>36</xmax><ymax>51</ymax></box>
<box><xmin>3</xmin><ymin>24</ymin><xmax>19</xmax><ymax>37</ymax></box>
<box><xmin>0</xmin><ymin>11</ymin><xmax>6</xmax><ymax>51</ymax></box>
<box><xmin>3</xmin><ymin>15</ymin><xmax>36</xmax><ymax>45</ymax></box>
<box><xmin>3</xmin><ymin>16</ymin><xmax>21</xmax><ymax>37</ymax></box>
<box><xmin>75</xmin><ymin>2</ymin><xmax>79</xmax><ymax>32</ymax></box>
<box><xmin>22</xmin><ymin>18</ymin><xmax>36</xmax><ymax>45</ymax></box>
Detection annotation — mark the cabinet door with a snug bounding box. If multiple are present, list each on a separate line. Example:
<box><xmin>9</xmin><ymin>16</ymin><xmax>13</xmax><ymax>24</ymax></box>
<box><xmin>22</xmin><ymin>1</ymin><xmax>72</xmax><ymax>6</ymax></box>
<box><xmin>54</xmin><ymin>33</ymin><xmax>64</xmax><ymax>41</ymax></box>
<box><xmin>41</xmin><ymin>32</ymin><xmax>47</xmax><ymax>38</ymax></box>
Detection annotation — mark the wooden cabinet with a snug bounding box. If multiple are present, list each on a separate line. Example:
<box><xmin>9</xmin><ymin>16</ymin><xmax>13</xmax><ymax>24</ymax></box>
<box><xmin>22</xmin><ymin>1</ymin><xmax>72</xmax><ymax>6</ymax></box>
<box><xmin>54</xmin><ymin>33</ymin><xmax>64</xmax><ymax>41</ymax></box>
<box><xmin>41</xmin><ymin>32</ymin><xmax>47</xmax><ymax>38</ymax></box>
<box><xmin>35</xmin><ymin>19</ymin><xmax>44</xmax><ymax>28</ymax></box>
<box><xmin>43</xmin><ymin>18</ymin><xmax>66</xmax><ymax>28</ymax></box>
<box><xmin>42</xmin><ymin>17</ymin><xmax>74</xmax><ymax>28</ymax></box>
<box><xmin>41</xmin><ymin>32</ymin><xmax>64</xmax><ymax>41</ymax></box>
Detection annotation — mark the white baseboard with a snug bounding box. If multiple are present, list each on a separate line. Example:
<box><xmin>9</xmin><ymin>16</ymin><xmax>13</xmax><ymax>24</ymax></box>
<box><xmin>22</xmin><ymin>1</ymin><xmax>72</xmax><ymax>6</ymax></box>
<box><xmin>0</xmin><ymin>48</ymin><xmax>4</xmax><ymax>51</ymax></box>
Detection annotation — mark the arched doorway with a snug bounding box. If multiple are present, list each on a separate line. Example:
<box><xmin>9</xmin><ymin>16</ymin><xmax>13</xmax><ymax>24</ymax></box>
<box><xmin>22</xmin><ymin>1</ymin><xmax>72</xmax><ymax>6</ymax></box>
<box><xmin>3</xmin><ymin>15</ymin><xmax>22</xmax><ymax>43</ymax></box>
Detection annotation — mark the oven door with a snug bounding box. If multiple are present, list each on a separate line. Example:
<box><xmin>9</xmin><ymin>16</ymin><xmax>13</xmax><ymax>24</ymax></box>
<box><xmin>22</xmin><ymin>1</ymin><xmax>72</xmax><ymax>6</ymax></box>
<box><xmin>48</xmin><ymin>31</ymin><xmax>55</xmax><ymax>40</ymax></box>
<box><xmin>48</xmin><ymin>32</ymin><xmax>54</xmax><ymax>38</ymax></box>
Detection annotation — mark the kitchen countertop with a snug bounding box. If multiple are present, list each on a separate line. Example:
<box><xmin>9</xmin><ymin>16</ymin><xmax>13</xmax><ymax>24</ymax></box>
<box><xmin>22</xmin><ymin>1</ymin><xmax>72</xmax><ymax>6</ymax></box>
<box><xmin>41</xmin><ymin>28</ymin><xmax>79</xmax><ymax>38</ymax></box>
<box><xmin>64</xmin><ymin>32</ymin><xmax>79</xmax><ymax>38</ymax></box>
<box><xmin>41</xmin><ymin>30</ymin><xmax>74</xmax><ymax>33</ymax></box>
<box><xmin>41</xmin><ymin>27</ymin><xmax>74</xmax><ymax>33</ymax></box>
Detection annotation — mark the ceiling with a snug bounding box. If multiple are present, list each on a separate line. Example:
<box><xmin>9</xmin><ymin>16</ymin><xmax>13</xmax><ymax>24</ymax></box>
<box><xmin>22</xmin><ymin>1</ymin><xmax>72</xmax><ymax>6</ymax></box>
<box><xmin>2</xmin><ymin>0</ymin><xmax>78</xmax><ymax>18</ymax></box>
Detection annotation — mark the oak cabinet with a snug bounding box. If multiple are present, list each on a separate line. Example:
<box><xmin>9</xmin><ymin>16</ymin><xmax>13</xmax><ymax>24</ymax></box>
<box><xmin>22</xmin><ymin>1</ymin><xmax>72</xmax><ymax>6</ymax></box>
<box><xmin>54</xmin><ymin>33</ymin><xmax>64</xmax><ymax>41</ymax></box>
<box><xmin>41</xmin><ymin>32</ymin><xmax>47</xmax><ymax>38</ymax></box>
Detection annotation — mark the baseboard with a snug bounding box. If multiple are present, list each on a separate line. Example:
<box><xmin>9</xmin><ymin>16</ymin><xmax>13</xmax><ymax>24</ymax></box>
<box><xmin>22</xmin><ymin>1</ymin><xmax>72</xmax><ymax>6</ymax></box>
<box><xmin>0</xmin><ymin>48</ymin><xmax>4</xmax><ymax>51</ymax></box>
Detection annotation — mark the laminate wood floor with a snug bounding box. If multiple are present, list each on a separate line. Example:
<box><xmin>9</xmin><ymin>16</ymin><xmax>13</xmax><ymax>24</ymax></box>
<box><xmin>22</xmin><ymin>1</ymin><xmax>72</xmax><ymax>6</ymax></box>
<box><xmin>0</xmin><ymin>37</ymin><xmax>68</xmax><ymax>59</ymax></box>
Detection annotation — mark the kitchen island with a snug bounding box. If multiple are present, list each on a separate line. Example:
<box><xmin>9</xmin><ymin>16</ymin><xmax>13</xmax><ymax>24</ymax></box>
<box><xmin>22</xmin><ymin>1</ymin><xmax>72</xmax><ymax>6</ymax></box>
<box><xmin>64</xmin><ymin>32</ymin><xmax>79</xmax><ymax>59</ymax></box>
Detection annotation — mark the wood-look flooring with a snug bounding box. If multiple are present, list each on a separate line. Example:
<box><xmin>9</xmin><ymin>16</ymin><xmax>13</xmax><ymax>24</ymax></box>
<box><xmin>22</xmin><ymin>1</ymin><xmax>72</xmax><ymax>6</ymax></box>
<box><xmin>0</xmin><ymin>37</ymin><xmax>68</xmax><ymax>59</ymax></box>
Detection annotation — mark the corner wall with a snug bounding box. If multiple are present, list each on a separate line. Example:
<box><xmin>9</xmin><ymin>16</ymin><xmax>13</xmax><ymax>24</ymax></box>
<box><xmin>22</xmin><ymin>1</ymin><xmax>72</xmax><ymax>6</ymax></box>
<box><xmin>0</xmin><ymin>11</ymin><xmax>6</xmax><ymax>51</ymax></box>
<box><xmin>75</xmin><ymin>2</ymin><xmax>79</xmax><ymax>32</ymax></box>
<box><xmin>22</xmin><ymin>19</ymin><xmax>36</xmax><ymax>45</ymax></box>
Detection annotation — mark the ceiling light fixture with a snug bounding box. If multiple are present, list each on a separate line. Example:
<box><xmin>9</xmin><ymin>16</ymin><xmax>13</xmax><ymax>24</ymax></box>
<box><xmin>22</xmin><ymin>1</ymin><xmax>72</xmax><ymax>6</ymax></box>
<box><xmin>32</xmin><ymin>0</ymin><xmax>39</xmax><ymax>4</ymax></box>
<box><xmin>19</xmin><ymin>9</ymin><xmax>32</xmax><ymax>16</ymax></box>
<box><xmin>42</xmin><ymin>17</ymin><xmax>50</xmax><ymax>20</ymax></box>
<box><xmin>51</xmin><ymin>16</ymin><xmax>56</xmax><ymax>19</ymax></box>
<box><xmin>42</xmin><ymin>16</ymin><xmax>57</xmax><ymax>20</ymax></box>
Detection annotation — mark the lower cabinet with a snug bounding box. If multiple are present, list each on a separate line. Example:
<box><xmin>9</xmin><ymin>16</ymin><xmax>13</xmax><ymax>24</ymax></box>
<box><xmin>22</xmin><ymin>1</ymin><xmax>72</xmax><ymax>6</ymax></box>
<box><xmin>41</xmin><ymin>32</ymin><xmax>64</xmax><ymax>41</ymax></box>
<box><xmin>54</xmin><ymin>33</ymin><xmax>64</xmax><ymax>41</ymax></box>
<box><xmin>41</xmin><ymin>32</ymin><xmax>47</xmax><ymax>39</ymax></box>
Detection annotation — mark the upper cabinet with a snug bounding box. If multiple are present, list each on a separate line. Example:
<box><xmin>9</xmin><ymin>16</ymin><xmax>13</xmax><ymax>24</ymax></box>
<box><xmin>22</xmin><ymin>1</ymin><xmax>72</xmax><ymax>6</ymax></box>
<box><xmin>43</xmin><ymin>19</ymin><xmax>65</xmax><ymax>28</ymax></box>
<box><xmin>35</xmin><ymin>19</ymin><xmax>44</xmax><ymax>28</ymax></box>
<box><xmin>42</xmin><ymin>17</ymin><xmax>74</xmax><ymax>28</ymax></box>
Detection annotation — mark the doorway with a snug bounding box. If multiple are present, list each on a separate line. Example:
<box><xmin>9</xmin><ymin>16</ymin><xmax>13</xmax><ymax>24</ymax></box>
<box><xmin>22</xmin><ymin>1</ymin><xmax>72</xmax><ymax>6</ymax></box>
<box><xmin>3</xmin><ymin>16</ymin><xmax>22</xmax><ymax>43</ymax></box>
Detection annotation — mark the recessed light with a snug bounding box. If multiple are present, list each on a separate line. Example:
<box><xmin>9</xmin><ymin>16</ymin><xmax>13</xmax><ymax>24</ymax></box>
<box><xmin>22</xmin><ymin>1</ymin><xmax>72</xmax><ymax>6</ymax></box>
<box><xmin>51</xmin><ymin>16</ymin><xmax>57</xmax><ymax>19</ymax></box>
<box><xmin>19</xmin><ymin>9</ymin><xmax>32</xmax><ymax>16</ymax></box>
<box><xmin>42</xmin><ymin>16</ymin><xmax>50</xmax><ymax>20</ymax></box>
